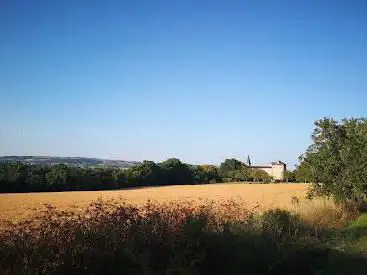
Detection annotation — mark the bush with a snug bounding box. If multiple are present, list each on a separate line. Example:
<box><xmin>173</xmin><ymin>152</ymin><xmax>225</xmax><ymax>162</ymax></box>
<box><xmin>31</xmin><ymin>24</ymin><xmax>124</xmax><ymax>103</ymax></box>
<box><xmin>0</xmin><ymin>200</ymin><xmax>365</xmax><ymax>275</ymax></box>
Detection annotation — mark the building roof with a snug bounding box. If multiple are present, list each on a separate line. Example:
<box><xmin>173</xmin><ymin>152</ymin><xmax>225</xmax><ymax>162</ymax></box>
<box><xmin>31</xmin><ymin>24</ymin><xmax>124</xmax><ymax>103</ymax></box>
<box><xmin>271</xmin><ymin>160</ymin><xmax>286</xmax><ymax>165</ymax></box>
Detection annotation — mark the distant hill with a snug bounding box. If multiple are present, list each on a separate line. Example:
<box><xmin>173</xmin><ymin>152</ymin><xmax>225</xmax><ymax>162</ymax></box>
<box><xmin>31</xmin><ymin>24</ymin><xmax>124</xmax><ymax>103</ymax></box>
<box><xmin>0</xmin><ymin>156</ymin><xmax>140</xmax><ymax>168</ymax></box>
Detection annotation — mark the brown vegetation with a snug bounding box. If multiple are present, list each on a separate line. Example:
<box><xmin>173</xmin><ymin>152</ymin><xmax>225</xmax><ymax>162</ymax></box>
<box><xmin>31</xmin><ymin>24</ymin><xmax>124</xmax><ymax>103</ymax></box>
<box><xmin>0</xmin><ymin>198</ymin><xmax>364</xmax><ymax>275</ymax></box>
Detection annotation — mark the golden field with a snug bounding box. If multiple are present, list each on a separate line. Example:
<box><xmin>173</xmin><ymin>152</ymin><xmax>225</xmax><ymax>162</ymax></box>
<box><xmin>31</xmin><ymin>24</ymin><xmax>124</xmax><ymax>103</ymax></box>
<box><xmin>0</xmin><ymin>183</ymin><xmax>311</xmax><ymax>222</ymax></box>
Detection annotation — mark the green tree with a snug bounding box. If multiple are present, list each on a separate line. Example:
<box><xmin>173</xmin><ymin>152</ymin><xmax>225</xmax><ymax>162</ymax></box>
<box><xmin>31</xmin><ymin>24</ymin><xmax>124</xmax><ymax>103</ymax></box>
<box><xmin>304</xmin><ymin>117</ymin><xmax>367</xmax><ymax>203</ymax></box>
<box><xmin>5</xmin><ymin>162</ymin><xmax>28</xmax><ymax>184</ymax></box>
<box><xmin>250</xmin><ymin>168</ymin><xmax>272</xmax><ymax>182</ymax></box>
<box><xmin>283</xmin><ymin>170</ymin><xmax>296</xmax><ymax>182</ymax></box>
<box><xmin>159</xmin><ymin>158</ymin><xmax>192</xmax><ymax>185</ymax></box>
<box><xmin>123</xmin><ymin>161</ymin><xmax>163</xmax><ymax>186</ymax></box>
<box><xmin>45</xmin><ymin>165</ymin><xmax>70</xmax><ymax>190</ymax></box>
<box><xmin>293</xmin><ymin>161</ymin><xmax>315</xmax><ymax>183</ymax></box>
<box><xmin>112</xmin><ymin>169</ymin><xmax>127</xmax><ymax>186</ymax></box>
<box><xmin>219</xmin><ymin>158</ymin><xmax>244</xmax><ymax>172</ymax></box>
<box><xmin>218</xmin><ymin>158</ymin><xmax>251</xmax><ymax>182</ymax></box>
<box><xmin>25</xmin><ymin>165</ymin><xmax>48</xmax><ymax>191</ymax></box>
<box><xmin>198</xmin><ymin>165</ymin><xmax>219</xmax><ymax>183</ymax></box>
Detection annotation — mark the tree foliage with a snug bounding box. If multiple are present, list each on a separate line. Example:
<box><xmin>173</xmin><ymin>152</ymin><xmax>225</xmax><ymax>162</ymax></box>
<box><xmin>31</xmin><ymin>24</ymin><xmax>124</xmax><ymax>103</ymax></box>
<box><xmin>219</xmin><ymin>158</ymin><xmax>244</xmax><ymax>172</ymax></box>
<box><xmin>299</xmin><ymin>164</ymin><xmax>315</xmax><ymax>183</ymax></box>
<box><xmin>197</xmin><ymin>165</ymin><xmax>219</xmax><ymax>184</ymax></box>
<box><xmin>283</xmin><ymin>170</ymin><xmax>296</xmax><ymax>182</ymax></box>
<box><xmin>159</xmin><ymin>158</ymin><xmax>193</xmax><ymax>185</ymax></box>
<box><xmin>218</xmin><ymin>159</ymin><xmax>272</xmax><ymax>182</ymax></box>
<box><xmin>0</xmin><ymin>157</ymin><xmax>279</xmax><ymax>193</ymax></box>
<box><xmin>250</xmin><ymin>169</ymin><xmax>272</xmax><ymax>182</ymax></box>
<box><xmin>45</xmin><ymin>164</ymin><xmax>69</xmax><ymax>190</ymax></box>
<box><xmin>303</xmin><ymin>117</ymin><xmax>367</xmax><ymax>203</ymax></box>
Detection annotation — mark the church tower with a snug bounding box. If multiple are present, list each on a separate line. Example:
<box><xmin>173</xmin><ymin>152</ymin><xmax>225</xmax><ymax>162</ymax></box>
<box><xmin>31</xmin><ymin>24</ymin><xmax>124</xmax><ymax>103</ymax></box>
<box><xmin>246</xmin><ymin>155</ymin><xmax>251</xmax><ymax>167</ymax></box>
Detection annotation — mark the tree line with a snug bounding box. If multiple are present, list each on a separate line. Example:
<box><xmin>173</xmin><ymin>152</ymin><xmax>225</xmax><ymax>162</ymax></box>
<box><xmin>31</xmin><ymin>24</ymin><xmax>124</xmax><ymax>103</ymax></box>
<box><xmin>2</xmin><ymin>116</ymin><xmax>365</xmax><ymax>201</ymax></box>
<box><xmin>0</xmin><ymin>158</ymin><xmax>305</xmax><ymax>193</ymax></box>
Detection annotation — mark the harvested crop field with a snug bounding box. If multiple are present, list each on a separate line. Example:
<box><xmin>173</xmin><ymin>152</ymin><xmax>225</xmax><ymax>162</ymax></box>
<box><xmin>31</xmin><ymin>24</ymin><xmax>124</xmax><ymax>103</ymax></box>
<box><xmin>0</xmin><ymin>183</ymin><xmax>309</xmax><ymax>222</ymax></box>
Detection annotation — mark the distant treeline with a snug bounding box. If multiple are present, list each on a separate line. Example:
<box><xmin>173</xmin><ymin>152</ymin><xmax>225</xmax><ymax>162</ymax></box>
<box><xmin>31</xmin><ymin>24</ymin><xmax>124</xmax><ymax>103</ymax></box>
<box><xmin>0</xmin><ymin>158</ymin><xmax>312</xmax><ymax>193</ymax></box>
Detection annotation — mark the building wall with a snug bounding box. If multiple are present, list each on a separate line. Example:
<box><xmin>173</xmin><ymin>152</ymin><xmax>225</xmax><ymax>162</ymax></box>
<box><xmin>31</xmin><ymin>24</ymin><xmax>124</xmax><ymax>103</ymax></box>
<box><xmin>253</xmin><ymin>161</ymin><xmax>286</xmax><ymax>180</ymax></box>
<box><xmin>271</xmin><ymin>163</ymin><xmax>286</xmax><ymax>180</ymax></box>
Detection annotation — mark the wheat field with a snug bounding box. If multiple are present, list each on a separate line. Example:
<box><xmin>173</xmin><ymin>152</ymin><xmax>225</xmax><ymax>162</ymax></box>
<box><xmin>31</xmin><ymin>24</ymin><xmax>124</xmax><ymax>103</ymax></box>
<box><xmin>0</xmin><ymin>183</ymin><xmax>310</xmax><ymax>222</ymax></box>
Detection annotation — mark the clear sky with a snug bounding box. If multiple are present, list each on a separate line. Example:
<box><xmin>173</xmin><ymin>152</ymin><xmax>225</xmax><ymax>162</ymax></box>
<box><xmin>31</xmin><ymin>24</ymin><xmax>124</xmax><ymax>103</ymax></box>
<box><xmin>1</xmin><ymin>0</ymin><xmax>366</xmax><ymax>167</ymax></box>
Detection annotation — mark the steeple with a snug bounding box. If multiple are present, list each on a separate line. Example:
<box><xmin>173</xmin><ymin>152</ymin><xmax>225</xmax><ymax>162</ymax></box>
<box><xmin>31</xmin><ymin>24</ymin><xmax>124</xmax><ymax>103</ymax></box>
<box><xmin>247</xmin><ymin>155</ymin><xmax>251</xmax><ymax>167</ymax></box>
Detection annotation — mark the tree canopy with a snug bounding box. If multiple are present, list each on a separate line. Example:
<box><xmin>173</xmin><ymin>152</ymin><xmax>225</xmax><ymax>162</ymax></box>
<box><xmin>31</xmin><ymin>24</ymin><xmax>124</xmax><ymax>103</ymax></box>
<box><xmin>303</xmin><ymin>117</ymin><xmax>367</xmax><ymax>203</ymax></box>
<box><xmin>0</xmin><ymin>157</ymin><xmax>280</xmax><ymax>193</ymax></box>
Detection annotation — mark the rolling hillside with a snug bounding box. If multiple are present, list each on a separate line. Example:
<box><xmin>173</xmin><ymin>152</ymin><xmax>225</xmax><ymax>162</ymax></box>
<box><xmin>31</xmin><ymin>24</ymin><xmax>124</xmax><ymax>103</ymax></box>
<box><xmin>0</xmin><ymin>156</ymin><xmax>140</xmax><ymax>168</ymax></box>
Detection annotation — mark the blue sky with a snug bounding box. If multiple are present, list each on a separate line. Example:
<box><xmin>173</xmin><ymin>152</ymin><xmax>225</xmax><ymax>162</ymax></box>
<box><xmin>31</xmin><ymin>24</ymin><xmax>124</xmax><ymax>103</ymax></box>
<box><xmin>1</xmin><ymin>0</ymin><xmax>366</xmax><ymax>167</ymax></box>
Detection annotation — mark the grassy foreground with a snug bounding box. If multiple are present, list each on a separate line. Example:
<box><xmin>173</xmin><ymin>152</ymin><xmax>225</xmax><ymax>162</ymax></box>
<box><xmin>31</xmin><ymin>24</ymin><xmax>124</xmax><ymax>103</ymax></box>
<box><xmin>0</xmin><ymin>199</ymin><xmax>366</xmax><ymax>275</ymax></box>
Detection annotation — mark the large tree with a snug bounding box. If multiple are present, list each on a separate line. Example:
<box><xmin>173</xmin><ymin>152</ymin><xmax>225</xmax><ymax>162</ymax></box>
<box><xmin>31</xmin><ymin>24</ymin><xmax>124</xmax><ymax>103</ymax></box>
<box><xmin>219</xmin><ymin>158</ymin><xmax>244</xmax><ymax>172</ymax></box>
<box><xmin>218</xmin><ymin>159</ymin><xmax>254</xmax><ymax>182</ymax></box>
<box><xmin>198</xmin><ymin>165</ymin><xmax>219</xmax><ymax>183</ymax></box>
<box><xmin>159</xmin><ymin>158</ymin><xmax>192</xmax><ymax>185</ymax></box>
<box><xmin>303</xmin><ymin>117</ymin><xmax>367</xmax><ymax>203</ymax></box>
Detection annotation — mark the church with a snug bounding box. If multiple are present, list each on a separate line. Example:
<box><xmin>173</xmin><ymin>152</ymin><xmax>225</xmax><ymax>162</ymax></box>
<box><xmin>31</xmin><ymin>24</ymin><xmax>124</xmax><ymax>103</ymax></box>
<box><xmin>247</xmin><ymin>156</ymin><xmax>286</xmax><ymax>181</ymax></box>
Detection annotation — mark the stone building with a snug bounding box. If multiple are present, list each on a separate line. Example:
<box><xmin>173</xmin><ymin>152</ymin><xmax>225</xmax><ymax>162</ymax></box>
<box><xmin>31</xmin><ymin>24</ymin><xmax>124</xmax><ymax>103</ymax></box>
<box><xmin>247</xmin><ymin>156</ymin><xmax>286</xmax><ymax>181</ymax></box>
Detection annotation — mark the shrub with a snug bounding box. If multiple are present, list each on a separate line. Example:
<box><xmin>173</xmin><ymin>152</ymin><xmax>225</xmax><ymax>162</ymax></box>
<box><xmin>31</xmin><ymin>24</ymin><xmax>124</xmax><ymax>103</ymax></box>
<box><xmin>0</xmin><ymin>200</ymin><xmax>365</xmax><ymax>275</ymax></box>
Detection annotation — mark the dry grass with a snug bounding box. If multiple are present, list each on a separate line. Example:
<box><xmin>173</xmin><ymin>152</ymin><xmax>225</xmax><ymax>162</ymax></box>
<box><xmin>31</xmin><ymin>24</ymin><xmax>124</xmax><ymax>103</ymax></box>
<box><xmin>290</xmin><ymin>199</ymin><xmax>359</xmax><ymax>228</ymax></box>
<box><xmin>0</xmin><ymin>184</ymin><xmax>363</xmax><ymax>274</ymax></box>
<box><xmin>0</xmin><ymin>196</ymin><xmax>363</xmax><ymax>275</ymax></box>
<box><xmin>0</xmin><ymin>199</ymin><xmax>337</xmax><ymax>274</ymax></box>
<box><xmin>0</xmin><ymin>183</ymin><xmax>310</xmax><ymax>222</ymax></box>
